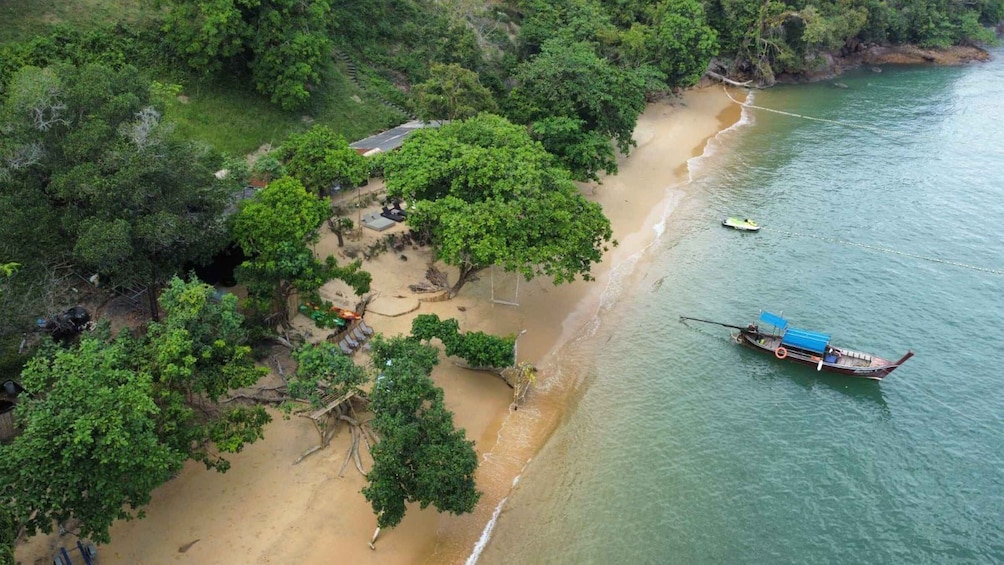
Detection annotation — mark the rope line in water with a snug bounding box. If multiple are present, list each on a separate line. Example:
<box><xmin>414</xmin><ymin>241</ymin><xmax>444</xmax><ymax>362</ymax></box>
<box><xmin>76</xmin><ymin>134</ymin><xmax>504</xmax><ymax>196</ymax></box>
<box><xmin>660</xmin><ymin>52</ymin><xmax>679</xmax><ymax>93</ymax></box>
<box><xmin>761</xmin><ymin>227</ymin><xmax>1004</xmax><ymax>275</ymax></box>
<box><xmin>722</xmin><ymin>87</ymin><xmax>909</xmax><ymax>140</ymax></box>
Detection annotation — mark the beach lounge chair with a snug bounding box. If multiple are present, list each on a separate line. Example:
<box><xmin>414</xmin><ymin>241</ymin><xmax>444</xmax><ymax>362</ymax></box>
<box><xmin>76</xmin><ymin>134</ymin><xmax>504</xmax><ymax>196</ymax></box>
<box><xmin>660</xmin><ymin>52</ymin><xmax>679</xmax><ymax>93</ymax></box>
<box><xmin>337</xmin><ymin>339</ymin><xmax>355</xmax><ymax>355</ymax></box>
<box><xmin>350</xmin><ymin>326</ymin><xmax>367</xmax><ymax>342</ymax></box>
<box><xmin>358</xmin><ymin>320</ymin><xmax>374</xmax><ymax>336</ymax></box>
<box><xmin>343</xmin><ymin>334</ymin><xmax>360</xmax><ymax>349</ymax></box>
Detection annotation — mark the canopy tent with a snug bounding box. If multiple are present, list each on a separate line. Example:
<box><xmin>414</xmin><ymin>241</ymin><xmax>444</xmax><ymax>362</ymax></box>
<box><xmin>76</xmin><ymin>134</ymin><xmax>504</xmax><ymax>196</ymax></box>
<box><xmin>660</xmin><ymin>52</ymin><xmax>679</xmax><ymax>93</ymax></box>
<box><xmin>759</xmin><ymin>311</ymin><xmax>789</xmax><ymax>330</ymax></box>
<box><xmin>781</xmin><ymin>327</ymin><xmax>831</xmax><ymax>354</ymax></box>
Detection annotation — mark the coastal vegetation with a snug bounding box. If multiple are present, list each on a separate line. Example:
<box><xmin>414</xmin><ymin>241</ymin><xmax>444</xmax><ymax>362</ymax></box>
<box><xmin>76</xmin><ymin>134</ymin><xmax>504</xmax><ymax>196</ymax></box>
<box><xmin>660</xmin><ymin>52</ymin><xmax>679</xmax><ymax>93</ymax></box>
<box><xmin>411</xmin><ymin>314</ymin><xmax>517</xmax><ymax>369</ymax></box>
<box><xmin>0</xmin><ymin>278</ymin><xmax>269</xmax><ymax>545</ymax></box>
<box><xmin>381</xmin><ymin>114</ymin><xmax>615</xmax><ymax>297</ymax></box>
<box><xmin>363</xmin><ymin>336</ymin><xmax>480</xmax><ymax>529</ymax></box>
<box><xmin>1</xmin><ymin>0</ymin><xmax>1001</xmax><ymax>559</ymax></box>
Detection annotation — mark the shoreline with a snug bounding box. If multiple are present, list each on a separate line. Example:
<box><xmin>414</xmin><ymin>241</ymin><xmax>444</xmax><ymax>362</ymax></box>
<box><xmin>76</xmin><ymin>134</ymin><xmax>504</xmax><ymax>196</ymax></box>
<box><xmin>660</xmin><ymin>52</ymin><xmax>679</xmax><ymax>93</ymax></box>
<box><xmin>445</xmin><ymin>89</ymin><xmax>745</xmax><ymax>564</ymax></box>
<box><xmin>14</xmin><ymin>87</ymin><xmax>744</xmax><ymax>565</ymax></box>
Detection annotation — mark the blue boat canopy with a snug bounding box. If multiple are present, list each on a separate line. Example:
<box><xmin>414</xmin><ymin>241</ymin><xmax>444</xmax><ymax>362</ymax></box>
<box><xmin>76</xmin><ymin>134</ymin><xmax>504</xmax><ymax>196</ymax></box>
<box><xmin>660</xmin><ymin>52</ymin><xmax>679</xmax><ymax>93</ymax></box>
<box><xmin>781</xmin><ymin>327</ymin><xmax>831</xmax><ymax>354</ymax></box>
<box><xmin>759</xmin><ymin>311</ymin><xmax>788</xmax><ymax>330</ymax></box>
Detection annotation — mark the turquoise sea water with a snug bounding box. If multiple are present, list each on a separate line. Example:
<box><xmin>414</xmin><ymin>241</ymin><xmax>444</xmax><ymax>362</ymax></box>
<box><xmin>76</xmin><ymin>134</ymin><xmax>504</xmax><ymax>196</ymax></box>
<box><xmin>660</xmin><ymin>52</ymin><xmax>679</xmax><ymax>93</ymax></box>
<box><xmin>477</xmin><ymin>52</ymin><xmax>1004</xmax><ymax>564</ymax></box>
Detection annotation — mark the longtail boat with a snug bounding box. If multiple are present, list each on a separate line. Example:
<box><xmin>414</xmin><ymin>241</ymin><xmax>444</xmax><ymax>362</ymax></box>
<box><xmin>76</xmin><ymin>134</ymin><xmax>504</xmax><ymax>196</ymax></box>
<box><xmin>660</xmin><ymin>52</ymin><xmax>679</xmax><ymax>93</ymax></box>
<box><xmin>681</xmin><ymin>311</ymin><xmax>913</xmax><ymax>380</ymax></box>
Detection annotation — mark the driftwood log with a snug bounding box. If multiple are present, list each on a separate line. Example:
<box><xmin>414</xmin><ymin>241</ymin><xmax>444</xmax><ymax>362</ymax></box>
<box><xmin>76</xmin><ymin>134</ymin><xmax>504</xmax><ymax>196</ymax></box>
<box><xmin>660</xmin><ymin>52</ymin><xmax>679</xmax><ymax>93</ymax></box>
<box><xmin>705</xmin><ymin>70</ymin><xmax>754</xmax><ymax>87</ymax></box>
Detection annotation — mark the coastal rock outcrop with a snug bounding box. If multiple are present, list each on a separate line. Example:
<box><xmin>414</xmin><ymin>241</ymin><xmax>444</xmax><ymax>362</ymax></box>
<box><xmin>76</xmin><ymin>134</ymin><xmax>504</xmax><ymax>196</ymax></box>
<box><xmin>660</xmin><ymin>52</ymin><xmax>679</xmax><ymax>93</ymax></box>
<box><xmin>707</xmin><ymin>43</ymin><xmax>990</xmax><ymax>87</ymax></box>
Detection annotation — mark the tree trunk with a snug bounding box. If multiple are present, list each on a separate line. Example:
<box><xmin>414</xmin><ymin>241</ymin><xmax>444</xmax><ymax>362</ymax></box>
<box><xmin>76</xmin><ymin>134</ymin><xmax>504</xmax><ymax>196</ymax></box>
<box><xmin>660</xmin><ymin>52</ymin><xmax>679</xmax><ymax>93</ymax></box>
<box><xmin>147</xmin><ymin>278</ymin><xmax>160</xmax><ymax>322</ymax></box>
<box><xmin>277</xmin><ymin>282</ymin><xmax>293</xmax><ymax>328</ymax></box>
<box><xmin>335</xmin><ymin>230</ymin><xmax>345</xmax><ymax>247</ymax></box>
<box><xmin>448</xmin><ymin>264</ymin><xmax>485</xmax><ymax>298</ymax></box>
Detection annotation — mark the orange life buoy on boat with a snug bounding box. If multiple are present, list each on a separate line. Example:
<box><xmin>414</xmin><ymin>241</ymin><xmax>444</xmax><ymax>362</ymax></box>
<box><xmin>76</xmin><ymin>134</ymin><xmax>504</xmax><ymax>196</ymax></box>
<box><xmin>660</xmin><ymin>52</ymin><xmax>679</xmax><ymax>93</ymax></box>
<box><xmin>775</xmin><ymin>346</ymin><xmax>788</xmax><ymax>359</ymax></box>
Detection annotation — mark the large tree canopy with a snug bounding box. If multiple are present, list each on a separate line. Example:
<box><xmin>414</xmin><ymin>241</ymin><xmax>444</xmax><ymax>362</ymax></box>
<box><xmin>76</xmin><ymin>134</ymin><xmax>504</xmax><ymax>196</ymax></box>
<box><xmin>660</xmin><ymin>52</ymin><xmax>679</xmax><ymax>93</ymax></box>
<box><xmin>362</xmin><ymin>336</ymin><xmax>480</xmax><ymax>528</ymax></box>
<box><xmin>505</xmin><ymin>39</ymin><xmax>647</xmax><ymax>181</ymax></box>
<box><xmin>163</xmin><ymin>0</ymin><xmax>332</xmax><ymax>110</ymax></box>
<box><xmin>0</xmin><ymin>335</ymin><xmax>185</xmax><ymax>543</ymax></box>
<box><xmin>0</xmin><ymin>63</ymin><xmax>236</xmax><ymax>322</ymax></box>
<box><xmin>620</xmin><ymin>0</ymin><xmax>719</xmax><ymax>87</ymax></box>
<box><xmin>382</xmin><ymin>113</ymin><xmax>613</xmax><ymax>297</ymax></box>
<box><xmin>0</xmin><ymin>276</ymin><xmax>270</xmax><ymax>543</ymax></box>
<box><xmin>412</xmin><ymin>63</ymin><xmax>498</xmax><ymax>122</ymax></box>
<box><xmin>232</xmin><ymin>176</ymin><xmax>371</xmax><ymax>325</ymax></box>
<box><xmin>276</xmin><ymin>125</ymin><xmax>369</xmax><ymax>196</ymax></box>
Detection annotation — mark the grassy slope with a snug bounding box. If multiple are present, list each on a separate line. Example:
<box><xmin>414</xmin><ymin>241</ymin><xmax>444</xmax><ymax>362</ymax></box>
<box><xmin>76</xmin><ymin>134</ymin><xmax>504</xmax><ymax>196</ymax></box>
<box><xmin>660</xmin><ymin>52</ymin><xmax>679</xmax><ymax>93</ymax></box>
<box><xmin>0</xmin><ymin>0</ymin><xmax>156</xmax><ymax>43</ymax></box>
<box><xmin>1</xmin><ymin>0</ymin><xmax>404</xmax><ymax>156</ymax></box>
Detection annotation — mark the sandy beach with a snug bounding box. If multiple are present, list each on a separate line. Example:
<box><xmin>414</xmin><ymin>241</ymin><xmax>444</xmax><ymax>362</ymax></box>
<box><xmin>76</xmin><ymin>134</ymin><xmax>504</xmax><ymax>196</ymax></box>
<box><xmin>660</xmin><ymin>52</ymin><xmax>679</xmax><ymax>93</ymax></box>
<box><xmin>15</xmin><ymin>86</ymin><xmax>741</xmax><ymax>565</ymax></box>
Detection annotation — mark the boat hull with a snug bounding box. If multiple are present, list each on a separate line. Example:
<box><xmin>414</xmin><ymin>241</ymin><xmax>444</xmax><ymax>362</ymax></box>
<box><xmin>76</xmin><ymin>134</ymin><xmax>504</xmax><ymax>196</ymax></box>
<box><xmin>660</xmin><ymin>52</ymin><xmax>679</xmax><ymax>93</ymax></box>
<box><xmin>721</xmin><ymin>217</ymin><xmax>761</xmax><ymax>231</ymax></box>
<box><xmin>736</xmin><ymin>331</ymin><xmax>913</xmax><ymax>380</ymax></box>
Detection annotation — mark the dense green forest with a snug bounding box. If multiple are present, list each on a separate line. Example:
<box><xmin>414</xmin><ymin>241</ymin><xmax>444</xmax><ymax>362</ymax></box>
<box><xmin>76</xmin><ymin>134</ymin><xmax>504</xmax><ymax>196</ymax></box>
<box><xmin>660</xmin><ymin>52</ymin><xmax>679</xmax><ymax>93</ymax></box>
<box><xmin>1</xmin><ymin>0</ymin><xmax>1001</xmax><ymax>560</ymax></box>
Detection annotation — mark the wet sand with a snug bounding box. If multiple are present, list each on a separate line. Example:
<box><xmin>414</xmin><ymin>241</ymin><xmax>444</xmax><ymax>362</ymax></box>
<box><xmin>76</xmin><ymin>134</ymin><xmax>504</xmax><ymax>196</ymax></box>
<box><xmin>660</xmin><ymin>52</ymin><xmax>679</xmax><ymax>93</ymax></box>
<box><xmin>15</xmin><ymin>87</ymin><xmax>742</xmax><ymax>565</ymax></box>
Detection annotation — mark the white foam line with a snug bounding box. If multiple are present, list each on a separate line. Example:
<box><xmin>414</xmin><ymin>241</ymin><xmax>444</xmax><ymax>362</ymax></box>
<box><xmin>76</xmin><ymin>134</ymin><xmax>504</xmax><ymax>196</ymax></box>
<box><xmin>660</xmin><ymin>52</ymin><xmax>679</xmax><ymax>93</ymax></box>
<box><xmin>466</xmin><ymin>102</ymin><xmax>757</xmax><ymax>563</ymax></box>
<box><xmin>466</xmin><ymin>472</ymin><xmax>525</xmax><ymax>565</ymax></box>
<box><xmin>598</xmin><ymin>97</ymin><xmax>755</xmax><ymax>313</ymax></box>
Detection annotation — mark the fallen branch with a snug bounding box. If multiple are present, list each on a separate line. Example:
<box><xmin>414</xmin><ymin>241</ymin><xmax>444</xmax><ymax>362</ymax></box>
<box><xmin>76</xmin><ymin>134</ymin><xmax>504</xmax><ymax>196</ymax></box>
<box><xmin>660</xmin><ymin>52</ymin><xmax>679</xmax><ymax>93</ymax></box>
<box><xmin>268</xmin><ymin>334</ymin><xmax>295</xmax><ymax>349</ymax></box>
<box><xmin>294</xmin><ymin>445</ymin><xmax>323</xmax><ymax>465</ymax></box>
<box><xmin>272</xmin><ymin>356</ymin><xmax>288</xmax><ymax>385</ymax></box>
<box><xmin>706</xmin><ymin>70</ymin><xmax>754</xmax><ymax>87</ymax></box>
<box><xmin>339</xmin><ymin>427</ymin><xmax>359</xmax><ymax>477</ymax></box>
<box><xmin>361</xmin><ymin>424</ymin><xmax>380</xmax><ymax>446</ymax></box>
<box><xmin>352</xmin><ymin>432</ymin><xmax>365</xmax><ymax>475</ymax></box>
<box><xmin>220</xmin><ymin>393</ymin><xmax>287</xmax><ymax>404</ymax></box>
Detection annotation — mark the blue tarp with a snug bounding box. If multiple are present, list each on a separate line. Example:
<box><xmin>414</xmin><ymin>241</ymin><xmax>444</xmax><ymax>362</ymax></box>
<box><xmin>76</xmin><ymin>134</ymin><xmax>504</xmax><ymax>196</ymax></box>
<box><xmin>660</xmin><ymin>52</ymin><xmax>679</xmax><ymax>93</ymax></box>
<box><xmin>781</xmin><ymin>327</ymin><xmax>831</xmax><ymax>354</ymax></box>
<box><xmin>759</xmin><ymin>311</ymin><xmax>788</xmax><ymax>330</ymax></box>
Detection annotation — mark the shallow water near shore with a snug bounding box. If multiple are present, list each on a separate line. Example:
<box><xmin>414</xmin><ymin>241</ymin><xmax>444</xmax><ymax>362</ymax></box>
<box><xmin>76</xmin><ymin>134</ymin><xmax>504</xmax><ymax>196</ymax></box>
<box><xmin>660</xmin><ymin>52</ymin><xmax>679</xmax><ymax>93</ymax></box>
<box><xmin>477</xmin><ymin>52</ymin><xmax>1004</xmax><ymax>563</ymax></box>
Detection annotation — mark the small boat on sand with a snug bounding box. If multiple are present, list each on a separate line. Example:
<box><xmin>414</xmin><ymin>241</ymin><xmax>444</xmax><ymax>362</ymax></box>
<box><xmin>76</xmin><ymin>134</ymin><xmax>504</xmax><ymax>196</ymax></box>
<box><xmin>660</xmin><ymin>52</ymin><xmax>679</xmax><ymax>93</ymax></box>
<box><xmin>722</xmin><ymin>217</ymin><xmax>760</xmax><ymax>231</ymax></box>
<box><xmin>680</xmin><ymin>311</ymin><xmax>913</xmax><ymax>380</ymax></box>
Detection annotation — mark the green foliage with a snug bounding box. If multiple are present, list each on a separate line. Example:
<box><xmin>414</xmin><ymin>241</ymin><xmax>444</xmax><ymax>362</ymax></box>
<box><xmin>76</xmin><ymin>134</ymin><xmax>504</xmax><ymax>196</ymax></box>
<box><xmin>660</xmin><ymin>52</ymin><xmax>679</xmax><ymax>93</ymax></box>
<box><xmin>233</xmin><ymin>177</ymin><xmax>329</xmax><ymax>258</ymax></box>
<box><xmin>362</xmin><ymin>336</ymin><xmax>480</xmax><ymax>528</ymax></box>
<box><xmin>325</xmin><ymin>256</ymin><xmax>372</xmax><ymax>295</ymax></box>
<box><xmin>640</xmin><ymin>0</ymin><xmax>719</xmax><ymax>87</ymax></box>
<box><xmin>0</xmin><ymin>336</ymin><xmax>186</xmax><ymax>544</ymax></box>
<box><xmin>206</xmin><ymin>406</ymin><xmax>272</xmax><ymax>456</ymax></box>
<box><xmin>705</xmin><ymin>0</ymin><xmax>1002</xmax><ymax>81</ymax></box>
<box><xmin>144</xmin><ymin>276</ymin><xmax>270</xmax><ymax>469</ymax></box>
<box><xmin>148</xmin><ymin>277</ymin><xmax>266</xmax><ymax>402</ymax></box>
<box><xmin>232</xmin><ymin>177</ymin><xmax>370</xmax><ymax>324</ymax></box>
<box><xmin>277</xmin><ymin>125</ymin><xmax>370</xmax><ymax>196</ymax></box>
<box><xmin>412</xmin><ymin>63</ymin><xmax>498</xmax><ymax>122</ymax></box>
<box><xmin>410</xmin><ymin>314</ymin><xmax>459</xmax><ymax>343</ymax></box>
<box><xmin>515</xmin><ymin>0</ymin><xmax>621</xmax><ymax>58</ymax></box>
<box><xmin>505</xmin><ymin>39</ymin><xmax>647</xmax><ymax>179</ymax></box>
<box><xmin>368</xmin><ymin>334</ymin><xmax>441</xmax><ymax>376</ymax></box>
<box><xmin>0</xmin><ymin>24</ymin><xmax>159</xmax><ymax>92</ymax></box>
<box><xmin>252</xmin><ymin>153</ymin><xmax>287</xmax><ymax>184</ymax></box>
<box><xmin>1</xmin><ymin>62</ymin><xmax>234</xmax><ymax>319</ymax></box>
<box><xmin>0</xmin><ymin>277</ymin><xmax>271</xmax><ymax>541</ymax></box>
<box><xmin>288</xmin><ymin>342</ymin><xmax>368</xmax><ymax>405</ymax></box>
<box><xmin>410</xmin><ymin>314</ymin><xmax>515</xmax><ymax>368</ymax></box>
<box><xmin>527</xmin><ymin>116</ymin><xmax>617</xmax><ymax>184</ymax></box>
<box><xmin>330</xmin><ymin>0</ymin><xmax>493</xmax><ymax>87</ymax></box>
<box><xmin>382</xmin><ymin>114</ymin><xmax>614</xmax><ymax>297</ymax></box>
<box><xmin>0</xmin><ymin>505</ymin><xmax>15</xmax><ymax>565</ymax></box>
<box><xmin>163</xmin><ymin>0</ymin><xmax>333</xmax><ymax>110</ymax></box>
<box><xmin>0</xmin><ymin>263</ymin><xmax>17</xmax><ymax>300</ymax></box>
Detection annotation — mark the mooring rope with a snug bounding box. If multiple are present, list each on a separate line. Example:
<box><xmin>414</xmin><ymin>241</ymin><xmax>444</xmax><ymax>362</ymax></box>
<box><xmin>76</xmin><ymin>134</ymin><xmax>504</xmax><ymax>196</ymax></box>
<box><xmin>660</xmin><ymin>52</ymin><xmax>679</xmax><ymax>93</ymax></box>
<box><xmin>720</xmin><ymin>87</ymin><xmax>1001</xmax><ymax>275</ymax></box>
<box><xmin>761</xmin><ymin>227</ymin><xmax>1004</xmax><ymax>275</ymax></box>
<box><xmin>723</xmin><ymin>87</ymin><xmax>908</xmax><ymax>140</ymax></box>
